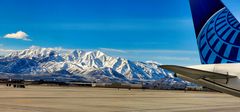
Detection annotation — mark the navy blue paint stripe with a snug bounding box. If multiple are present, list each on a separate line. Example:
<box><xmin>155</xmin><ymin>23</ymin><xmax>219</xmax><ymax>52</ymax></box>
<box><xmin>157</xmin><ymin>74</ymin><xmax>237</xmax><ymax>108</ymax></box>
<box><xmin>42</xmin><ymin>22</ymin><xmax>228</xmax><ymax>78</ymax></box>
<box><xmin>217</xmin><ymin>15</ymin><xmax>226</xmax><ymax>20</ymax></box>
<box><xmin>216</xmin><ymin>23</ymin><xmax>227</xmax><ymax>32</ymax></box>
<box><xmin>227</xmin><ymin>61</ymin><xmax>233</xmax><ymax>63</ymax></box>
<box><xmin>216</xmin><ymin>20</ymin><xmax>226</xmax><ymax>26</ymax></box>
<box><xmin>226</xmin><ymin>30</ymin><xmax>236</xmax><ymax>42</ymax></box>
<box><xmin>234</xmin><ymin>32</ymin><xmax>240</xmax><ymax>45</ymax></box>
<box><xmin>236</xmin><ymin>24</ymin><xmax>240</xmax><ymax>29</ymax></box>
<box><xmin>228</xmin><ymin>17</ymin><xmax>235</xmax><ymax>21</ymax></box>
<box><xmin>218</xmin><ymin>43</ymin><xmax>227</xmax><ymax>56</ymax></box>
<box><xmin>228</xmin><ymin>16</ymin><xmax>233</xmax><ymax>19</ymax></box>
<box><xmin>199</xmin><ymin>33</ymin><xmax>205</xmax><ymax>41</ymax></box>
<box><xmin>214</xmin><ymin>56</ymin><xmax>222</xmax><ymax>63</ymax></box>
<box><xmin>229</xmin><ymin>18</ymin><xmax>236</xmax><ymax>23</ymax></box>
<box><xmin>212</xmin><ymin>38</ymin><xmax>219</xmax><ymax>48</ymax></box>
<box><xmin>229</xmin><ymin>47</ymin><xmax>239</xmax><ymax>60</ymax></box>
<box><xmin>231</xmin><ymin>21</ymin><xmax>238</xmax><ymax>26</ymax></box>
<box><xmin>207</xmin><ymin>27</ymin><xmax>213</xmax><ymax>32</ymax></box>
<box><xmin>204</xmin><ymin>50</ymin><xmax>212</xmax><ymax>62</ymax></box>
<box><xmin>228</xmin><ymin>18</ymin><xmax>235</xmax><ymax>23</ymax></box>
<box><xmin>200</xmin><ymin>42</ymin><xmax>207</xmax><ymax>51</ymax></box>
<box><xmin>207</xmin><ymin>33</ymin><xmax>215</xmax><ymax>40</ymax></box>
<box><xmin>220</xmin><ymin>10</ymin><xmax>227</xmax><ymax>13</ymax></box>
<box><xmin>233</xmin><ymin>22</ymin><xmax>240</xmax><ymax>27</ymax></box>
<box><xmin>228</xmin><ymin>13</ymin><xmax>233</xmax><ymax>17</ymax></box>
<box><xmin>225</xmin><ymin>30</ymin><xmax>236</xmax><ymax>42</ymax></box>
<box><xmin>210</xmin><ymin>20</ymin><xmax>214</xmax><ymax>24</ymax></box>
<box><xmin>220</xmin><ymin>27</ymin><xmax>230</xmax><ymax>37</ymax></box>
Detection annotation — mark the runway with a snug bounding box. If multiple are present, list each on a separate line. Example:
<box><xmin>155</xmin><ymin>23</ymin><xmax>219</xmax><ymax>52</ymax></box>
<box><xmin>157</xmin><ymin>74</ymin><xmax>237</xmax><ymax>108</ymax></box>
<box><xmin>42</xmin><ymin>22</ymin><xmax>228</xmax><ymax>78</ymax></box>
<box><xmin>0</xmin><ymin>85</ymin><xmax>239</xmax><ymax>112</ymax></box>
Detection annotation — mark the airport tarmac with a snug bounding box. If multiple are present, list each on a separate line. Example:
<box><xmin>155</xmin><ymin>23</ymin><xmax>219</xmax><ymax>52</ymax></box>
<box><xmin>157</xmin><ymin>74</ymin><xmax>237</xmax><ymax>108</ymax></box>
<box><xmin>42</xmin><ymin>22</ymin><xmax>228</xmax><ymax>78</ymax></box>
<box><xmin>0</xmin><ymin>85</ymin><xmax>239</xmax><ymax>112</ymax></box>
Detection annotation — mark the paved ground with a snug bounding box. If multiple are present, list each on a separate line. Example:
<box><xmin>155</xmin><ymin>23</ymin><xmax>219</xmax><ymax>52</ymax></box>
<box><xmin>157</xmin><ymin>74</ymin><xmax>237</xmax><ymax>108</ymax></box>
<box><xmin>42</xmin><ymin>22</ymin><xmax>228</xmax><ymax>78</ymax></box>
<box><xmin>0</xmin><ymin>85</ymin><xmax>239</xmax><ymax>112</ymax></box>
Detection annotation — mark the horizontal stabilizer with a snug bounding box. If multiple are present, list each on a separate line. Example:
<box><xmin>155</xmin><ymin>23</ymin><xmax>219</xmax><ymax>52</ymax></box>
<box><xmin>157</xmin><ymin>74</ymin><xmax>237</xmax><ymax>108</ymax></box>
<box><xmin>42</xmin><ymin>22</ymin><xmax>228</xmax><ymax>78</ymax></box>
<box><xmin>160</xmin><ymin>65</ymin><xmax>236</xmax><ymax>79</ymax></box>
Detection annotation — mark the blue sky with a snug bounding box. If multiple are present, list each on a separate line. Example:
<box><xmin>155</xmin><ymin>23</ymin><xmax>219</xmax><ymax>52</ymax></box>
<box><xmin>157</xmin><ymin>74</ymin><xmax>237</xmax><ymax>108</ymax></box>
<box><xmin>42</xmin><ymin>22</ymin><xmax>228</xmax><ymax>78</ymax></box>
<box><xmin>0</xmin><ymin>0</ymin><xmax>239</xmax><ymax>65</ymax></box>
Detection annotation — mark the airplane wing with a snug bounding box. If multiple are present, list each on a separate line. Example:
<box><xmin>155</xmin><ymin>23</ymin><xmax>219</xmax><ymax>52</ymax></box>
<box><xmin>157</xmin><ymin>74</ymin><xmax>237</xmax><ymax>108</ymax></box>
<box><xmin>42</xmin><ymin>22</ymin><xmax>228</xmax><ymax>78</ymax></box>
<box><xmin>160</xmin><ymin>65</ymin><xmax>240</xmax><ymax>97</ymax></box>
<box><xmin>160</xmin><ymin>65</ymin><xmax>237</xmax><ymax>80</ymax></box>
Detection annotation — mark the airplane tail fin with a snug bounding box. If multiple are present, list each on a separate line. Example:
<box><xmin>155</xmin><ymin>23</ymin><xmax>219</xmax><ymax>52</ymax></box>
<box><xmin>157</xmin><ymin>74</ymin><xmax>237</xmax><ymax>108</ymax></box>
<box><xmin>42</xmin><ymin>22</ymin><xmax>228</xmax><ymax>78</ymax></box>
<box><xmin>189</xmin><ymin>0</ymin><xmax>240</xmax><ymax>64</ymax></box>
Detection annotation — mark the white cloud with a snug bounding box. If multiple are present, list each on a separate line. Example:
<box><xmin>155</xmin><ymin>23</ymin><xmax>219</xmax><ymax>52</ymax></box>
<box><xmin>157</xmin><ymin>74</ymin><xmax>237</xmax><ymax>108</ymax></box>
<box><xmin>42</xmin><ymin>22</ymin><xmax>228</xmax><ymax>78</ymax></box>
<box><xmin>29</xmin><ymin>45</ymin><xmax>74</xmax><ymax>53</ymax></box>
<box><xmin>4</xmin><ymin>31</ymin><xmax>31</xmax><ymax>41</ymax></box>
<box><xmin>0</xmin><ymin>49</ymin><xmax>17</xmax><ymax>52</ymax></box>
<box><xmin>157</xmin><ymin>56</ymin><xmax>191</xmax><ymax>61</ymax></box>
<box><xmin>97</xmin><ymin>48</ymin><xmax>200</xmax><ymax>65</ymax></box>
<box><xmin>99</xmin><ymin>48</ymin><xmax>126</xmax><ymax>53</ymax></box>
<box><xmin>0</xmin><ymin>48</ymin><xmax>18</xmax><ymax>55</ymax></box>
<box><xmin>126</xmin><ymin>50</ymin><xmax>197</xmax><ymax>54</ymax></box>
<box><xmin>99</xmin><ymin>48</ymin><xmax>197</xmax><ymax>54</ymax></box>
<box><xmin>145</xmin><ymin>60</ymin><xmax>162</xmax><ymax>65</ymax></box>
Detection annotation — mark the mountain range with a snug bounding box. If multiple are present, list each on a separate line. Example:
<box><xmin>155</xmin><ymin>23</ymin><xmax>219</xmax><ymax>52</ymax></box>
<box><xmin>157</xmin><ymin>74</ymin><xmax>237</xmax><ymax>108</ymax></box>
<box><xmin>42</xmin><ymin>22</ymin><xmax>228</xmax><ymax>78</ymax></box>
<box><xmin>0</xmin><ymin>46</ymin><xmax>187</xmax><ymax>87</ymax></box>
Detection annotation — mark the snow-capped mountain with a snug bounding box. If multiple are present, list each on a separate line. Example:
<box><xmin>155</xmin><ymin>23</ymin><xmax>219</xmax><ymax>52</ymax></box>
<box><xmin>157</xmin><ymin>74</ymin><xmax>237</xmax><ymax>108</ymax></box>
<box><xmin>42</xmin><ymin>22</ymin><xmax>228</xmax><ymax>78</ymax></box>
<box><xmin>0</xmin><ymin>46</ymin><xmax>184</xmax><ymax>84</ymax></box>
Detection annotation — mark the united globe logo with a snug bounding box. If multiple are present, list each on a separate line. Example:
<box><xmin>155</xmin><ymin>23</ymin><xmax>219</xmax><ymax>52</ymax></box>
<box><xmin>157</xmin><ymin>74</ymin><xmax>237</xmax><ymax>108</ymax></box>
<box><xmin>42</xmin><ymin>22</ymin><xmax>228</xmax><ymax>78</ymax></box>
<box><xmin>197</xmin><ymin>8</ymin><xmax>240</xmax><ymax>64</ymax></box>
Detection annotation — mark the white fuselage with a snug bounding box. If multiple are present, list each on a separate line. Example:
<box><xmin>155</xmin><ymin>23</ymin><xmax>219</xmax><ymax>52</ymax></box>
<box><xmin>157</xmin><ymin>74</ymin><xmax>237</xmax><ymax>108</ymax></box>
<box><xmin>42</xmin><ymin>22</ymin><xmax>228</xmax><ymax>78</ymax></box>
<box><xmin>187</xmin><ymin>63</ymin><xmax>240</xmax><ymax>91</ymax></box>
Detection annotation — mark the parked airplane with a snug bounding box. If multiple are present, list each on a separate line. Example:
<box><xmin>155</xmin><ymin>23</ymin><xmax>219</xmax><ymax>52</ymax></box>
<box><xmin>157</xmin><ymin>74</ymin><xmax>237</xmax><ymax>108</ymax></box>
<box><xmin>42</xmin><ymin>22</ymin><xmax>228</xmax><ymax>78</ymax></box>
<box><xmin>161</xmin><ymin>0</ymin><xmax>240</xmax><ymax>97</ymax></box>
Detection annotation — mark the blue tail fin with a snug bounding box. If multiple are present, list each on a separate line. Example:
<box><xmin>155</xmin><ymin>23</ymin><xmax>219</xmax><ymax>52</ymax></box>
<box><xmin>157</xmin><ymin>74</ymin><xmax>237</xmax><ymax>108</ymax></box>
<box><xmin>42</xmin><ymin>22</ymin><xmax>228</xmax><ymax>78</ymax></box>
<box><xmin>189</xmin><ymin>0</ymin><xmax>240</xmax><ymax>64</ymax></box>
